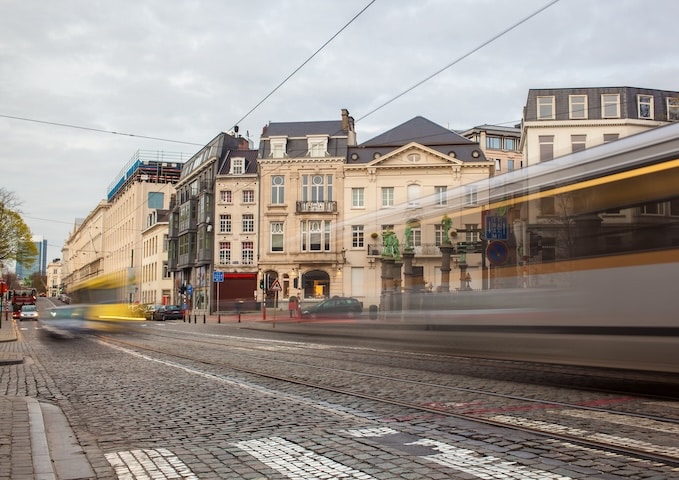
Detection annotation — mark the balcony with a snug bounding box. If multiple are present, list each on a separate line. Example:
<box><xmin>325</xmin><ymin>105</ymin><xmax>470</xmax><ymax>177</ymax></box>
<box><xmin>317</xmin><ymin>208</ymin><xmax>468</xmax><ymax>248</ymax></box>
<box><xmin>296</xmin><ymin>201</ymin><xmax>337</xmax><ymax>214</ymax></box>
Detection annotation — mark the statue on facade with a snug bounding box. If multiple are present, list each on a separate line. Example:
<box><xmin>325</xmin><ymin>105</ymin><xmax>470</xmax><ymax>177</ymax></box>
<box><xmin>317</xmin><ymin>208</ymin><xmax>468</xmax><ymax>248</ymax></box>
<box><xmin>442</xmin><ymin>215</ymin><xmax>453</xmax><ymax>244</ymax></box>
<box><xmin>404</xmin><ymin>225</ymin><xmax>413</xmax><ymax>252</ymax></box>
<box><xmin>382</xmin><ymin>229</ymin><xmax>400</xmax><ymax>259</ymax></box>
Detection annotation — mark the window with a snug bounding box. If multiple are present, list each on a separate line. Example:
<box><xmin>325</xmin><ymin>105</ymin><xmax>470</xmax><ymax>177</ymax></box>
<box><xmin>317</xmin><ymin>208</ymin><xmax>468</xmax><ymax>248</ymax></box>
<box><xmin>539</xmin><ymin>135</ymin><xmax>554</xmax><ymax>162</ymax></box>
<box><xmin>569</xmin><ymin>95</ymin><xmax>587</xmax><ymax>119</ymax></box>
<box><xmin>219</xmin><ymin>190</ymin><xmax>232</xmax><ymax>203</ymax></box>
<box><xmin>407</xmin><ymin>184</ymin><xmax>421</xmax><ymax>206</ymax></box>
<box><xmin>411</xmin><ymin>227</ymin><xmax>422</xmax><ymax>247</ymax></box>
<box><xmin>271</xmin><ymin>176</ymin><xmax>285</xmax><ymax>204</ymax></box>
<box><xmin>571</xmin><ymin>134</ymin><xmax>586</xmax><ymax>153</ymax></box>
<box><xmin>230</xmin><ymin>158</ymin><xmax>245</xmax><ymax>174</ymax></box>
<box><xmin>486</xmin><ymin>136</ymin><xmax>501</xmax><ymax>149</ymax></box>
<box><xmin>381</xmin><ymin>187</ymin><xmax>394</xmax><ymax>207</ymax></box>
<box><xmin>667</xmin><ymin>97</ymin><xmax>679</xmax><ymax>121</ymax></box>
<box><xmin>603</xmin><ymin>133</ymin><xmax>619</xmax><ymax>143</ymax></box>
<box><xmin>352</xmin><ymin>188</ymin><xmax>365</xmax><ymax>208</ymax></box>
<box><xmin>352</xmin><ymin>225</ymin><xmax>364</xmax><ymax>248</ymax></box>
<box><xmin>435</xmin><ymin>186</ymin><xmax>447</xmax><ymax>206</ymax></box>
<box><xmin>271</xmin><ymin>222</ymin><xmax>284</xmax><ymax>252</ymax></box>
<box><xmin>242</xmin><ymin>214</ymin><xmax>254</xmax><ymax>233</ymax></box>
<box><xmin>219</xmin><ymin>214</ymin><xmax>231</xmax><ymax>233</ymax></box>
<box><xmin>218</xmin><ymin>242</ymin><xmax>231</xmax><ymax>264</ymax></box>
<box><xmin>270</xmin><ymin>137</ymin><xmax>287</xmax><ymax>158</ymax></box>
<box><xmin>494</xmin><ymin>159</ymin><xmax>501</xmax><ymax>172</ymax></box>
<box><xmin>507</xmin><ymin>159</ymin><xmax>516</xmax><ymax>171</ymax></box>
<box><xmin>307</xmin><ymin>136</ymin><xmax>328</xmax><ymax>157</ymax></box>
<box><xmin>242</xmin><ymin>190</ymin><xmax>255</xmax><ymax>203</ymax></box>
<box><xmin>435</xmin><ymin>224</ymin><xmax>445</xmax><ymax>246</ymax></box>
<box><xmin>301</xmin><ymin>220</ymin><xmax>331</xmax><ymax>251</ymax></box>
<box><xmin>638</xmin><ymin>95</ymin><xmax>653</xmax><ymax>119</ymax></box>
<box><xmin>602</xmin><ymin>94</ymin><xmax>620</xmax><ymax>118</ymax></box>
<box><xmin>465</xmin><ymin>185</ymin><xmax>478</xmax><ymax>206</ymax></box>
<box><xmin>242</xmin><ymin>242</ymin><xmax>254</xmax><ymax>264</ymax></box>
<box><xmin>301</xmin><ymin>174</ymin><xmax>333</xmax><ymax>202</ymax></box>
<box><xmin>407</xmin><ymin>153</ymin><xmax>421</xmax><ymax>163</ymax></box>
<box><xmin>640</xmin><ymin>203</ymin><xmax>664</xmax><ymax>215</ymax></box>
<box><xmin>537</xmin><ymin>96</ymin><xmax>555</xmax><ymax>120</ymax></box>
<box><xmin>504</xmin><ymin>138</ymin><xmax>517</xmax><ymax>151</ymax></box>
<box><xmin>381</xmin><ymin>224</ymin><xmax>394</xmax><ymax>235</ymax></box>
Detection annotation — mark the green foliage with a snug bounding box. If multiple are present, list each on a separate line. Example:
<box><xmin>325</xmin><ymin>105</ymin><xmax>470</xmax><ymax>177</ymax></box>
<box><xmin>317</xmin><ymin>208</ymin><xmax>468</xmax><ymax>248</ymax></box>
<box><xmin>0</xmin><ymin>187</ymin><xmax>38</xmax><ymax>267</ymax></box>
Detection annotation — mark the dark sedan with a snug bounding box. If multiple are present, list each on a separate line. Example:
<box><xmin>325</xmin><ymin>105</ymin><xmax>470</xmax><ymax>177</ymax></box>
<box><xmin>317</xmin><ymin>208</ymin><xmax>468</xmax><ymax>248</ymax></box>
<box><xmin>300</xmin><ymin>297</ymin><xmax>363</xmax><ymax>319</ymax></box>
<box><xmin>152</xmin><ymin>305</ymin><xmax>184</xmax><ymax>321</ymax></box>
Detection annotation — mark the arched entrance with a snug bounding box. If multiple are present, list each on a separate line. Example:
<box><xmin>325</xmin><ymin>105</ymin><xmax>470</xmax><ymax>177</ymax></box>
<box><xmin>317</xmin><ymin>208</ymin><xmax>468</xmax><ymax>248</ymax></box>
<box><xmin>302</xmin><ymin>269</ymin><xmax>330</xmax><ymax>299</ymax></box>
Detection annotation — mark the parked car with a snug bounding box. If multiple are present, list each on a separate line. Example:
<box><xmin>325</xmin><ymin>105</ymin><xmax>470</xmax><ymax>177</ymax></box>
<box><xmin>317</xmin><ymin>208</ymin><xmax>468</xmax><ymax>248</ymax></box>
<box><xmin>143</xmin><ymin>304</ymin><xmax>163</xmax><ymax>320</ymax></box>
<box><xmin>59</xmin><ymin>293</ymin><xmax>71</xmax><ymax>304</ymax></box>
<box><xmin>19</xmin><ymin>304</ymin><xmax>39</xmax><ymax>321</ymax></box>
<box><xmin>152</xmin><ymin>305</ymin><xmax>184</xmax><ymax>321</ymax></box>
<box><xmin>300</xmin><ymin>297</ymin><xmax>363</xmax><ymax>319</ymax></box>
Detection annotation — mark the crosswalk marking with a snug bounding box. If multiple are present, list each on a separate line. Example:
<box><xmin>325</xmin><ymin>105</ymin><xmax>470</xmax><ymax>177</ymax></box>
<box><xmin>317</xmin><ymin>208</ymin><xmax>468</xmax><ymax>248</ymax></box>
<box><xmin>105</xmin><ymin>448</ymin><xmax>198</xmax><ymax>479</ymax></box>
<box><xmin>232</xmin><ymin>436</ymin><xmax>375</xmax><ymax>479</ymax></box>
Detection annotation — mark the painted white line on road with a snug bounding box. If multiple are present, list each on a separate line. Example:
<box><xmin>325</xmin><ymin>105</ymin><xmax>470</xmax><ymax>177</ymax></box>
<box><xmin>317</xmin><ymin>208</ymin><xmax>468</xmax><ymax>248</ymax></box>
<box><xmin>344</xmin><ymin>427</ymin><xmax>573</xmax><ymax>479</ymax></box>
<box><xmin>232</xmin><ymin>436</ymin><xmax>376</xmax><ymax>479</ymax></box>
<box><xmin>409</xmin><ymin>438</ymin><xmax>572</xmax><ymax>480</ymax></box>
<box><xmin>105</xmin><ymin>448</ymin><xmax>198</xmax><ymax>479</ymax></box>
<box><xmin>557</xmin><ymin>409</ymin><xmax>679</xmax><ymax>434</ymax></box>
<box><xmin>99</xmin><ymin>340</ymin><xmax>373</xmax><ymax>421</ymax></box>
<box><xmin>490</xmin><ymin>414</ymin><xmax>679</xmax><ymax>458</ymax></box>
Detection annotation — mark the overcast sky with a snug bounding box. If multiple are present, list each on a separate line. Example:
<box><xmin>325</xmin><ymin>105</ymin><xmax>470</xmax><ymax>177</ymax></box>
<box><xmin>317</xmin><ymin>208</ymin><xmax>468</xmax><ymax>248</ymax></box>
<box><xmin>2</xmin><ymin>0</ymin><xmax>678</xmax><ymax>262</ymax></box>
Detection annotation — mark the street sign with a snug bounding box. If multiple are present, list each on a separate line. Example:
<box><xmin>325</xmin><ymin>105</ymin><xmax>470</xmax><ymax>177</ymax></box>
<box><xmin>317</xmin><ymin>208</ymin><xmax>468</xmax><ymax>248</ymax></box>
<box><xmin>485</xmin><ymin>215</ymin><xmax>508</xmax><ymax>241</ymax></box>
<box><xmin>486</xmin><ymin>241</ymin><xmax>509</xmax><ymax>265</ymax></box>
<box><xmin>270</xmin><ymin>279</ymin><xmax>282</xmax><ymax>291</ymax></box>
<box><xmin>187</xmin><ymin>284</ymin><xmax>193</xmax><ymax>296</ymax></box>
<box><xmin>213</xmin><ymin>271</ymin><xmax>224</xmax><ymax>283</ymax></box>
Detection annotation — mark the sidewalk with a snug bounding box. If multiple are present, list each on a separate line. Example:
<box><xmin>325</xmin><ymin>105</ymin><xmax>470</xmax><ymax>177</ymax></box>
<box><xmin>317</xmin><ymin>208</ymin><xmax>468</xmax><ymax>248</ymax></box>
<box><xmin>0</xmin><ymin>317</ymin><xmax>95</xmax><ymax>480</ymax></box>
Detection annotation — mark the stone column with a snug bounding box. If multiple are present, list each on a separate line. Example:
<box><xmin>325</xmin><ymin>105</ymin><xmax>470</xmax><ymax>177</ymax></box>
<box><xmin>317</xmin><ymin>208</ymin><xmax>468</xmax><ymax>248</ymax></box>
<box><xmin>439</xmin><ymin>244</ymin><xmax>454</xmax><ymax>293</ymax></box>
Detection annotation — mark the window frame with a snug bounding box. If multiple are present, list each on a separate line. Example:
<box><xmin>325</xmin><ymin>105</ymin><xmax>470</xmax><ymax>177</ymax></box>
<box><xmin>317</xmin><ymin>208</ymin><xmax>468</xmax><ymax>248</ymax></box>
<box><xmin>271</xmin><ymin>176</ymin><xmax>285</xmax><ymax>204</ymax></box>
<box><xmin>351</xmin><ymin>188</ymin><xmax>365</xmax><ymax>208</ymax></box>
<box><xmin>537</xmin><ymin>96</ymin><xmax>555</xmax><ymax>120</ymax></box>
<box><xmin>638</xmin><ymin>94</ymin><xmax>654</xmax><ymax>119</ymax></box>
<box><xmin>569</xmin><ymin>95</ymin><xmax>588</xmax><ymax>119</ymax></box>
<box><xmin>270</xmin><ymin>221</ymin><xmax>284</xmax><ymax>252</ymax></box>
<box><xmin>601</xmin><ymin>94</ymin><xmax>620</xmax><ymax>118</ymax></box>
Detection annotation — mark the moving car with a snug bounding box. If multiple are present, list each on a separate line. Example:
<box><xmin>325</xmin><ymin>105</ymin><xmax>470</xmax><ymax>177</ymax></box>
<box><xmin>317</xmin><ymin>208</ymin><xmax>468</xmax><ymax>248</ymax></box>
<box><xmin>152</xmin><ymin>305</ymin><xmax>184</xmax><ymax>321</ymax></box>
<box><xmin>19</xmin><ymin>304</ymin><xmax>39</xmax><ymax>321</ymax></box>
<box><xmin>39</xmin><ymin>305</ymin><xmax>90</xmax><ymax>338</ymax></box>
<box><xmin>300</xmin><ymin>297</ymin><xmax>363</xmax><ymax>319</ymax></box>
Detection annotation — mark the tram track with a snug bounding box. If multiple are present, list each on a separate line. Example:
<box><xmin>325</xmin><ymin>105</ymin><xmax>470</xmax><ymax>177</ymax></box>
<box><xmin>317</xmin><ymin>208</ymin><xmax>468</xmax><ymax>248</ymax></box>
<box><xmin>97</xmin><ymin>329</ymin><xmax>679</xmax><ymax>468</ymax></box>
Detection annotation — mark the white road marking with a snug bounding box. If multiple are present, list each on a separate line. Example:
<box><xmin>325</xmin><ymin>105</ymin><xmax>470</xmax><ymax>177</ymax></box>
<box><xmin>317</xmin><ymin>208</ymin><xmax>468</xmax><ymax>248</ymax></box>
<box><xmin>490</xmin><ymin>414</ymin><xmax>679</xmax><ymax>457</ymax></box>
<box><xmin>105</xmin><ymin>448</ymin><xmax>198</xmax><ymax>479</ymax></box>
<box><xmin>344</xmin><ymin>428</ymin><xmax>572</xmax><ymax>479</ymax></box>
<box><xmin>232</xmin><ymin>436</ymin><xmax>375</xmax><ymax>479</ymax></box>
<box><xmin>557</xmin><ymin>409</ymin><xmax>679</xmax><ymax>434</ymax></box>
<box><xmin>99</xmin><ymin>340</ymin><xmax>373</xmax><ymax>421</ymax></box>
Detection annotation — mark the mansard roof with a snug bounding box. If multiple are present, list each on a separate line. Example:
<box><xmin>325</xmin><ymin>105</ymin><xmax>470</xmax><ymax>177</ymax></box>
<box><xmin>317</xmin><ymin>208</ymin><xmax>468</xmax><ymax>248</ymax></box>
<box><xmin>360</xmin><ymin>116</ymin><xmax>473</xmax><ymax>147</ymax></box>
<box><xmin>262</xmin><ymin>120</ymin><xmax>346</xmax><ymax>138</ymax></box>
<box><xmin>218</xmin><ymin>149</ymin><xmax>259</xmax><ymax>175</ymax></box>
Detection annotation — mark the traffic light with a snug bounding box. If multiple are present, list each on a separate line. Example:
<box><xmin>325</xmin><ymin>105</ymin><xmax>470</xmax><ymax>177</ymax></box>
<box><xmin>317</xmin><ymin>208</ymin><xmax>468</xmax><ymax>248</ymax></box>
<box><xmin>259</xmin><ymin>279</ymin><xmax>264</xmax><ymax>289</ymax></box>
<box><xmin>293</xmin><ymin>278</ymin><xmax>299</xmax><ymax>288</ymax></box>
<box><xmin>529</xmin><ymin>232</ymin><xmax>543</xmax><ymax>257</ymax></box>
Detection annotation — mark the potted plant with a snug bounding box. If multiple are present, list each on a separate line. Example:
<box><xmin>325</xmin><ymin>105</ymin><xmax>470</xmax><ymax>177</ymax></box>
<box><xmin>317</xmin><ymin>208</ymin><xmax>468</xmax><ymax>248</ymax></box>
<box><xmin>370</xmin><ymin>232</ymin><xmax>379</xmax><ymax>240</ymax></box>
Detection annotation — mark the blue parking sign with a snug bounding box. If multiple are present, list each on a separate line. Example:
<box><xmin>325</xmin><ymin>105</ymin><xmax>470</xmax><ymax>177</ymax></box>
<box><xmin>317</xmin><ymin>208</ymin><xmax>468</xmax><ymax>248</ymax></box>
<box><xmin>213</xmin><ymin>271</ymin><xmax>224</xmax><ymax>283</ymax></box>
<box><xmin>485</xmin><ymin>216</ymin><xmax>508</xmax><ymax>240</ymax></box>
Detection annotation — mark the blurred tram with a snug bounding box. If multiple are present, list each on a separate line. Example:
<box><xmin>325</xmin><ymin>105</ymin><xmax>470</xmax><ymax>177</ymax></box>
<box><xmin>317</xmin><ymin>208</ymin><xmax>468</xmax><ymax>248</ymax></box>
<box><xmin>48</xmin><ymin>272</ymin><xmax>145</xmax><ymax>335</ymax></box>
<box><xmin>406</xmin><ymin>122</ymin><xmax>679</xmax><ymax>373</ymax></box>
<box><xmin>290</xmin><ymin>123</ymin><xmax>679</xmax><ymax>374</ymax></box>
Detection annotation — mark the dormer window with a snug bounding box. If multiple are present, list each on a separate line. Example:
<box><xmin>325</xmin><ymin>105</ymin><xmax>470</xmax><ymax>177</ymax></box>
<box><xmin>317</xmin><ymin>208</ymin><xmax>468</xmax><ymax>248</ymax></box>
<box><xmin>307</xmin><ymin>136</ymin><xmax>328</xmax><ymax>157</ymax></box>
<box><xmin>230</xmin><ymin>158</ymin><xmax>245</xmax><ymax>174</ymax></box>
<box><xmin>270</xmin><ymin>137</ymin><xmax>287</xmax><ymax>158</ymax></box>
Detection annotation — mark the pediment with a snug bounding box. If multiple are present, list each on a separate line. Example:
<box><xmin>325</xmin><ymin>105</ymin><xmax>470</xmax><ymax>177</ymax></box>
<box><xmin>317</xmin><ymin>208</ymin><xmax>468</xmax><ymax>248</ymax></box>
<box><xmin>366</xmin><ymin>142</ymin><xmax>463</xmax><ymax>168</ymax></box>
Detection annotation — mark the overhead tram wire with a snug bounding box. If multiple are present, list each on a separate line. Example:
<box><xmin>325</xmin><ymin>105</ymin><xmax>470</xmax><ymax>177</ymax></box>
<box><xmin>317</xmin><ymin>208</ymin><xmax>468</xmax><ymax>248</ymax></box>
<box><xmin>355</xmin><ymin>0</ymin><xmax>562</xmax><ymax>123</ymax></box>
<box><xmin>0</xmin><ymin>114</ymin><xmax>204</xmax><ymax>146</ymax></box>
<box><xmin>230</xmin><ymin>0</ymin><xmax>376</xmax><ymax>130</ymax></box>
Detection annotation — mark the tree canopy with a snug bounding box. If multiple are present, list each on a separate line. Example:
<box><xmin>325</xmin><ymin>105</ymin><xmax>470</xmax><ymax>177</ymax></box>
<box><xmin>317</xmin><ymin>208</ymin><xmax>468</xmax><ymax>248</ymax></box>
<box><xmin>0</xmin><ymin>187</ymin><xmax>38</xmax><ymax>269</ymax></box>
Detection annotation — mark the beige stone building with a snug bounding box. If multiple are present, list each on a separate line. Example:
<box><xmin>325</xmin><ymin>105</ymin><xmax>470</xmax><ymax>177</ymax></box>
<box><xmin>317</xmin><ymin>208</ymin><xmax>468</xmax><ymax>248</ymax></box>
<box><xmin>461</xmin><ymin>124</ymin><xmax>522</xmax><ymax>175</ymax></box>
<box><xmin>46</xmin><ymin>259</ymin><xmax>63</xmax><ymax>298</ymax></box>
<box><xmin>256</xmin><ymin>110</ymin><xmax>357</xmax><ymax>307</ymax></box>
<box><xmin>62</xmin><ymin>151</ymin><xmax>184</xmax><ymax>303</ymax></box>
<box><xmin>140</xmin><ymin>210</ymin><xmax>172</xmax><ymax>305</ymax></box>
<box><xmin>343</xmin><ymin>117</ymin><xmax>493</xmax><ymax>307</ymax></box>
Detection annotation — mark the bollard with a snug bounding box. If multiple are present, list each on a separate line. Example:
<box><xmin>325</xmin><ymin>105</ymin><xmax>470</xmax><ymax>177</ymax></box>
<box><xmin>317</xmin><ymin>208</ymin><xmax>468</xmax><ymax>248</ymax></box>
<box><xmin>203</xmin><ymin>313</ymin><xmax>206</xmax><ymax>324</ymax></box>
<box><xmin>218</xmin><ymin>312</ymin><xmax>221</xmax><ymax>323</ymax></box>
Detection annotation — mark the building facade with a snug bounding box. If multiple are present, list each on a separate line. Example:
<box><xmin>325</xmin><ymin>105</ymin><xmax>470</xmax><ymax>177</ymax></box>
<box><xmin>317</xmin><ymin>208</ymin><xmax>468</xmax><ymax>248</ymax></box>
<box><xmin>256</xmin><ymin>110</ymin><xmax>356</xmax><ymax>307</ymax></box>
<box><xmin>461</xmin><ymin>124</ymin><xmax>522</xmax><ymax>175</ymax></box>
<box><xmin>168</xmin><ymin>133</ymin><xmax>252</xmax><ymax>313</ymax></box>
<box><xmin>520</xmin><ymin>86</ymin><xmax>679</xmax><ymax>166</ymax></box>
